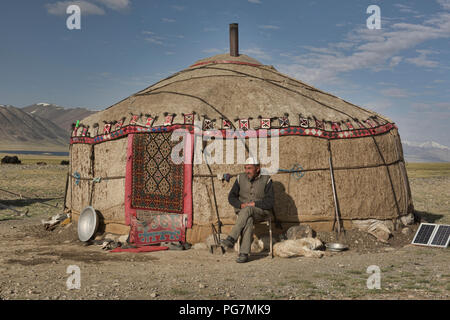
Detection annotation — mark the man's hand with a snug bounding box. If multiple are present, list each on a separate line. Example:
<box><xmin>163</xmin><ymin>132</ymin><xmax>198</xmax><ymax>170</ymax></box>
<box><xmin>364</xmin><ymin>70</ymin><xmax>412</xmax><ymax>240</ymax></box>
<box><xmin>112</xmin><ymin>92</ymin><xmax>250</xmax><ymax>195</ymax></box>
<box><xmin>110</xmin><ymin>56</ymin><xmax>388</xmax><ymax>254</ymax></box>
<box><xmin>240</xmin><ymin>202</ymin><xmax>255</xmax><ymax>209</ymax></box>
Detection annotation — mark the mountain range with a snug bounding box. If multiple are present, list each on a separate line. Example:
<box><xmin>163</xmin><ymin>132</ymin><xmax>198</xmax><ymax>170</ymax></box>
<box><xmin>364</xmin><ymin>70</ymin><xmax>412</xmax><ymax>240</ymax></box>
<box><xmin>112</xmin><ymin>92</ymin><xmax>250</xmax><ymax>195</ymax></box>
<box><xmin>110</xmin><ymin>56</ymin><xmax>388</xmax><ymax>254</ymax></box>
<box><xmin>22</xmin><ymin>103</ymin><xmax>96</xmax><ymax>132</ymax></box>
<box><xmin>0</xmin><ymin>103</ymin><xmax>96</xmax><ymax>152</ymax></box>
<box><xmin>402</xmin><ymin>140</ymin><xmax>450</xmax><ymax>162</ymax></box>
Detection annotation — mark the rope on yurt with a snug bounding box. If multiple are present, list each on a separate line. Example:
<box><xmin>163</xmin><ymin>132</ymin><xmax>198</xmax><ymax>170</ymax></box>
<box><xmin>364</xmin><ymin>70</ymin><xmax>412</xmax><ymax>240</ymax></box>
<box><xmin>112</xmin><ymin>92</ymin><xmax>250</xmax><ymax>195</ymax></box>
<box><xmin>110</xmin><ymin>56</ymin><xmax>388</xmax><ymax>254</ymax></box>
<box><xmin>392</xmin><ymin>131</ymin><xmax>410</xmax><ymax>219</ymax></box>
<box><xmin>177</xmin><ymin>62</ymin><xmax>381</xmax><ymax>121</ymax></box>
<box><xmin>137</xmin><ymin>65</ymin><xmax>355</xmax><ymax>121</ymax></box>
<box><xmin>253</xmin><ymin>65</ymin><xmax>389</xmax><ymax>123</ymax></box>
<box><xmin>68</xmin><ymin>174</ymin><xmax>125</xmax><ymax>181</ymax></box>
<box><xmin>199</xmin><ymin>66</ymin><xmax>357</xmax><ymax>120</ymax></box>
<box><xmin>134</xmin><ymin>62</ymin><xmax>247</xmax><ymax>97</ymax></box>
<box><xmin>140</xmin><ymin>75</ymin><xmax>247</xmax><ymax>95</ymax></box>
<box><xmin>105</xmin><ymin>61</ymin><xmax>387</xmax><ymax>126</ymax></box>
<box><xmin>106</xmin><ymin>62</ymin><xmax>231</xmax><ymax>111</ymax></box>
<box><xmin>136</xmin><ymin>91</ymin><xmax>237</xmax><ymax>130</ymax></box>
<box><xmin>370</xmin><ymin>135</ymin><xmax>401</xmax><ymax>221</ymax></box>
<box><xmin>192</xmin><ymin>158</ymin><xmax>403</xmax><ymax>178</ymax></box>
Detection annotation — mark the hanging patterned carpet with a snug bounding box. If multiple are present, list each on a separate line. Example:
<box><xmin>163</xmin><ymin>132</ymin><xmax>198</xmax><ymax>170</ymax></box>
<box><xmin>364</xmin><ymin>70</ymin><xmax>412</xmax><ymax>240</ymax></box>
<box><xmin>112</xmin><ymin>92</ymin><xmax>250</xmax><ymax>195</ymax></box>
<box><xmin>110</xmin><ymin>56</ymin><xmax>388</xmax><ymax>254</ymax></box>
<box><xmin>131</xmin><ymin>132</ymin><xmax>185</xmax><ymax>213</ymax></box>
<box><xmin>124</xmin><ymin>131</ymin><xmax>194</xmax><ymax>244</ymax></box>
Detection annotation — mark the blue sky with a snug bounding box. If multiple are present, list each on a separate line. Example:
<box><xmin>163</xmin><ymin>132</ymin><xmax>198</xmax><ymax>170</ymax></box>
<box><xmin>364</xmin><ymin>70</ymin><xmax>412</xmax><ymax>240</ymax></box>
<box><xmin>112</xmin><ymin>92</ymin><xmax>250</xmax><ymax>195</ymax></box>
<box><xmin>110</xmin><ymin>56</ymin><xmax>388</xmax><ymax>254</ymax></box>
<box><xmin>1</xmin><ymin>0</ymin><xmax>449</xmax><ymax>145</ymax></box>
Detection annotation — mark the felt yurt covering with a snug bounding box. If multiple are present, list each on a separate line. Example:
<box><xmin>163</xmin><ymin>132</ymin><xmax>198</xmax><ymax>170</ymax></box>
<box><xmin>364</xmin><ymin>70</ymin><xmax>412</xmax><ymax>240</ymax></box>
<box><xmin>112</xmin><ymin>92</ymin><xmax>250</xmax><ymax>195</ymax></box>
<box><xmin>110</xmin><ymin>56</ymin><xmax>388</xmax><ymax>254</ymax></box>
<box><xmin>67</xmin><ymin>52</ymin><xmax>414</xmax><ymax>244</ymax></box>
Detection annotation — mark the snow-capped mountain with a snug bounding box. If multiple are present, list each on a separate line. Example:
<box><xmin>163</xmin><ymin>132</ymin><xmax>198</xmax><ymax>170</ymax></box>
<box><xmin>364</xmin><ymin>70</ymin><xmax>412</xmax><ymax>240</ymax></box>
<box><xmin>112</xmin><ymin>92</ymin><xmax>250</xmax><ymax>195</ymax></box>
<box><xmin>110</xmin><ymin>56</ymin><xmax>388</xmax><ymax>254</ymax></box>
<box><xmin>403</xmin><ymin>140</ymin><xmax>450</xmax><ymax>150</ymax></box>
<box><xmin>0</xmin><ymin>103</ymin><xmax>97</xmax><ymax>151</ymax></box>
<box><xmin>0</xmin><ymin>104</ymin><xmax>70</xmax><ymax>151</ymax></box>
<box><xmin>23</xmin><ymin>103</ymin><xmax>96</xmax><ymax>131</ymax></box>
<box><xmin>401</xmin><ymin>140</ymin><xmax>450</xmax><ymax>162</ymax></box>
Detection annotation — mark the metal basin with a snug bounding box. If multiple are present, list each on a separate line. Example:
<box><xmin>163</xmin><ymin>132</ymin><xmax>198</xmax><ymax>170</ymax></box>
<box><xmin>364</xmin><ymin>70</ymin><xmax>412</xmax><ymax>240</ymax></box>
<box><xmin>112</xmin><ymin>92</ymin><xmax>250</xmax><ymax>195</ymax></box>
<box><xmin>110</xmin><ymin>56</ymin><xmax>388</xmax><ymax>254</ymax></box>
<box><xmin>325</xmin><ymin>242</ymin><xmax>348</xmax><ymax>252</ymax></box>
<box><xmin>77</xmin><ymin>206</ymin><xmax>99</xmax><ymax>242</ymax></box>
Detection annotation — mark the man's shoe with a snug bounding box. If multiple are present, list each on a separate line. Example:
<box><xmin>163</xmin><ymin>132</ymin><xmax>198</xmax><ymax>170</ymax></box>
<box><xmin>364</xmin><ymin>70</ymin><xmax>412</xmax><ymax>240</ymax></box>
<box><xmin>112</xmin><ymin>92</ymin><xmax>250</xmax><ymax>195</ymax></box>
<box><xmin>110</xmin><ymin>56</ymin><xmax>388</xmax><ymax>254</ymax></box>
<box><xmin>236</xmin><ymin>253</ymin><xmax>249</xmax><ymax>263</ymax></box>
<box><xmin>220</xmin><ymin>236</ymin><xmax>235</xmax><ymax>249</ymax></box>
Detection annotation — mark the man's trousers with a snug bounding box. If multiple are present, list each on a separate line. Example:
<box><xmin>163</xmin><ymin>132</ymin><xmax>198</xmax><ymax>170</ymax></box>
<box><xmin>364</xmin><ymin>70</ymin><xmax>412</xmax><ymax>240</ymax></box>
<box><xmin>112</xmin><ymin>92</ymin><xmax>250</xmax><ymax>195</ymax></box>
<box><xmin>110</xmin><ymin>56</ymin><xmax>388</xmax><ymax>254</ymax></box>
<box><xmin>229</xmin><ymin>206</ymin><xmax>272</xmax><ymax>254</ymax></box>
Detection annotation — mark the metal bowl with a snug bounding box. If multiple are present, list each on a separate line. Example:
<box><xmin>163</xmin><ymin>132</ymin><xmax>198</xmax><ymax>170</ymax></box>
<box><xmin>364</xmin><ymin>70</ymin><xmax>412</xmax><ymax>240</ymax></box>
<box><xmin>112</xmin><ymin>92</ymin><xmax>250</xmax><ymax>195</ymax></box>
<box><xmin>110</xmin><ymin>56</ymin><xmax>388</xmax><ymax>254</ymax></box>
<box><xmin>325</xmin><ymin>243</ymin><xmax>348</xmax><ymax>252</ymax></box>
<box><xmin>77</xmin><ymin>206</ymin><xmax>99</xmax><ymax>242</ymax></box>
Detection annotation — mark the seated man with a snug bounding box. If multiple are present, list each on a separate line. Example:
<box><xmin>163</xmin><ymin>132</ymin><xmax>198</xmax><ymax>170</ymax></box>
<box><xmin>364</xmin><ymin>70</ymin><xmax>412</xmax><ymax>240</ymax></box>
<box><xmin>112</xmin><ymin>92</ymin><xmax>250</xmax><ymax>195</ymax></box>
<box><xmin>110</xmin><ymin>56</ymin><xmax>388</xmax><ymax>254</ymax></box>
<box><xmin>221</xmin><ymin>157</ymin><xmax>274</xmax><ymax>263</ymax></box>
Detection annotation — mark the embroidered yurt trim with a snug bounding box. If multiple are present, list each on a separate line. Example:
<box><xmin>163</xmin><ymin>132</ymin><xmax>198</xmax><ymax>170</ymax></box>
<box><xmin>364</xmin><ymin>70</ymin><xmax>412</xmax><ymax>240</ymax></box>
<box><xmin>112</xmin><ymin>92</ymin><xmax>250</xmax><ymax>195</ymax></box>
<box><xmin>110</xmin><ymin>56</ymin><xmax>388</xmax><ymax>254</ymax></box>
<box><xmin>71</xmin><ymin>122</ymin><xmax>397</xmax><ymax>145</ymax></box>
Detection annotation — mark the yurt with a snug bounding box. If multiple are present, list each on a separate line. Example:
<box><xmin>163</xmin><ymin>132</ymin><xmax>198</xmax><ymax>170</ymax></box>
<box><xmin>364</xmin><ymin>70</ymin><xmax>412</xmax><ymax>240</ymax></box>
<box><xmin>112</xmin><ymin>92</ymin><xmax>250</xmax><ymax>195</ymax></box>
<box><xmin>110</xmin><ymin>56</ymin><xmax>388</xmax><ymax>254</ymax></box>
<box><xmin>66</xmin><ymin>24</ymin><xmax>415</xmax><ymax>244</ymax></box>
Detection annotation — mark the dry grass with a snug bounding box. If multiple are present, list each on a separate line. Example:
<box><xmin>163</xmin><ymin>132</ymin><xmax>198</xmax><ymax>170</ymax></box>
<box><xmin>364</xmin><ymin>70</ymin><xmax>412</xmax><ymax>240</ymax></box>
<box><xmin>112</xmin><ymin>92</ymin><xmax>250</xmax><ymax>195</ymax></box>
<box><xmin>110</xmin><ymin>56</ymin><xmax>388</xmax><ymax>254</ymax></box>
<box><xmin>407</xmin><ymin>163</ymin><xmax>450</xmax><ymax>225</ymax></box>
<box><xmin>405</xmin><ymin>162</ymin><xmax>450</xmax><ymax>178</ymax></box>
<box><xmin>0</xmin><ymin>162</ymin><xmax>68</xmax><ymax>220</ymax></box>
<box><xmin>0</xmin><ymin>161</ymin><xmax>449</xmax><ymax>300</ymax></box>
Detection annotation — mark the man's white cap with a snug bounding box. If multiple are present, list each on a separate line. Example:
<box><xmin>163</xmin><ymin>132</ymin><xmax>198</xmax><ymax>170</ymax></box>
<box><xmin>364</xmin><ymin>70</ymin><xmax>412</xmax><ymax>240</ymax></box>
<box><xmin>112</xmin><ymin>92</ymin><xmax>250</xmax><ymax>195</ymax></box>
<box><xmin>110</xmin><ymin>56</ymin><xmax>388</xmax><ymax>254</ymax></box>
<box><xmin>245</xmin><ymin>157</ymin><xmax>260</xmax><ymax>165</ymax></box>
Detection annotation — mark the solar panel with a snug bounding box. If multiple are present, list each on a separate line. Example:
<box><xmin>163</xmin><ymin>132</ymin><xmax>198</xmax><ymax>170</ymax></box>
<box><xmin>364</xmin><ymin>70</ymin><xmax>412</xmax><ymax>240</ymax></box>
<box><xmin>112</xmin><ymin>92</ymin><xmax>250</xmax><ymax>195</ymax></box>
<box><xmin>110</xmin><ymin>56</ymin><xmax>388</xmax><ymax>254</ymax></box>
<box><xmin>412</xmin><ymin>223</ymin><xmax>450</xmax><ymax>248</ymax></box>
<box><xmin>430</xmin><ymin>225</ymin><xmax>450</xmax><ymax>248</ymax></box>
<box><xmin>412</xmin><ymin>223</ymin><xmax>436</xmax><ymax>245</ymax></box>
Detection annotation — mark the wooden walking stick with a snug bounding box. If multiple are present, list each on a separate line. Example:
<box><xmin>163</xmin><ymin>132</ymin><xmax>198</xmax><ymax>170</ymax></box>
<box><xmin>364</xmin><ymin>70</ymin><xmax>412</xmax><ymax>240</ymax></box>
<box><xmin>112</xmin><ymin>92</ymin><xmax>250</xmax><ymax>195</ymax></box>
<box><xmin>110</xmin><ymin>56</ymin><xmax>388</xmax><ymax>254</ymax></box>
<box><xmin>327</xmin><ymin>141</ymin><xmax>343</xmax><ymax>239</ymax></box>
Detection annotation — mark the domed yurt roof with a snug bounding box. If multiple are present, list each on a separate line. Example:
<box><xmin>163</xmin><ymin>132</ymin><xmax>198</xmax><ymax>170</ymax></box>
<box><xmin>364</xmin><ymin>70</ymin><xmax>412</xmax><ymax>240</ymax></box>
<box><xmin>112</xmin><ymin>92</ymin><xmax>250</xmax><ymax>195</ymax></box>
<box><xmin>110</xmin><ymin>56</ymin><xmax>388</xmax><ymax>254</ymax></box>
<box><xmin>80</xmin><ymin>51</ymin><xmax>393</xmax><ymax>133</ymax></box>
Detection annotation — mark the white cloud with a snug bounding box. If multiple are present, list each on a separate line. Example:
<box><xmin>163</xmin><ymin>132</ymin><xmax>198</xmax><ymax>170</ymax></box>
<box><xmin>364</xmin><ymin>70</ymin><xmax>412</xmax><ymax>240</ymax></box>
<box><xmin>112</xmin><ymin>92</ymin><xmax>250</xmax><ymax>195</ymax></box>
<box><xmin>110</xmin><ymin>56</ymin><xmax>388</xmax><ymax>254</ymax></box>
<box><xmin>437</xmin><ymin>0</ymin><xmax>450</xmax><ymax>10</ymax></box>
<box><xmin>203</xmin><ymin>27</ymin><xmax>219</xmax><ymax>32</ymax></box>
<box><xmin>277</xmin><ymin>12</ymin><xmax>450</xmax><ymax>85</ymax></box>
<box><xmin>95</xmin><ymin>0</ymin><xmax>130</xmax><ymax>10</ymax></box>
<box><xmin>434</xmin><ymin>102</ymin><xmax>450</xmax><ymax>110</ymax></box>
<box><xmin>396</xmin><ymin>110</ymin><xmax>450</xmax><ymax>146</ymax></box>
<box><xmin>46</xmin><ymin>1</ymin><xmax>105</xmax><ymax>15</ymax></box>
<box><xmin>145</xmin><ymin>35</ymin><xmax>164</xmax><ymax>45</ymax></box>
<box><xmin>171</xmin><ymin>5</ymin><xmax>185</xmax><ymax>11</ymax></box>
<box><xmin>46</xmin><ymin>0</ymin><xmax>130</xmax><ymax>15</ymax></box>
<box><xmin>361</xmin><ymin>100</ymin><xmax>394</xmax><ymax>112</ymax></box>
<box><xmin>405</xmin><ymin>49</ymin><xmax>439</xmax><ymax>68</ymax></box>
<box><xmin>162</xmin><ymin>18</ymin><xmax>176</xmax><ymax>23</ymax></box>
<box><xmin>380</xmin><ymin>88</ymin><xmax>411</xmax><ymax>98</ymax></box>
<box><xmin>258</xmin><ymin>25</ymin><xmax>280</xmax><ymax>30</ymax></box>
<box><xmin>241</xmin><ymin>47</ymin><xmax>271</xmax><ymax>60</ymax></box>
<box><xmin>248</xmin><ymin>0</ymin><xmax>262</xmax><ymax>4</ymax></box>
<box><xmin>394</xmin><ymin>4</ymin><xmax>419</xmax><ymax>14</ymax></box>
<box><xmin>389</xmin><ymin>56</ymin><xmax>403</xmax><ymax>67</ymax></box>
<box><xmin>202</xmin><ymin>48</ymin><xmax>222</xmax><ymax>54</ymax></box>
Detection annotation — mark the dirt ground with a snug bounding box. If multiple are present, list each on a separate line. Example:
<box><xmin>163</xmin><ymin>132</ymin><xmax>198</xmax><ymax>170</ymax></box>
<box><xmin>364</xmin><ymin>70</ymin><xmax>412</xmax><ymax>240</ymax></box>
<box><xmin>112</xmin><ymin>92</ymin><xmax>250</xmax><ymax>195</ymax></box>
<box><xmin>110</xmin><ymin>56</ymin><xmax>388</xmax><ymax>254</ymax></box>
<box><xmin>0</xmin><ymin>162</ymin><xmax>449</xmax><ymax>300</ymax></box>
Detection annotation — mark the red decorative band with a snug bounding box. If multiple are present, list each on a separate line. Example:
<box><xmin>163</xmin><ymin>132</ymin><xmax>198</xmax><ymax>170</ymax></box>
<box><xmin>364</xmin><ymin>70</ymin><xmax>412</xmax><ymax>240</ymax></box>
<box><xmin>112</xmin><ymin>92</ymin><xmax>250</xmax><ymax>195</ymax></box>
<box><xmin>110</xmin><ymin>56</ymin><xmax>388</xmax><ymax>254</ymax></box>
<box><xmin>190</xmin><ymin>60</ymin><xmax>262</xmax><ymax>68</ymax></box>
<box><xmin>70</xmin><ymin>123</ymin><xmax>397</xmax><ymax>145</ymax></box>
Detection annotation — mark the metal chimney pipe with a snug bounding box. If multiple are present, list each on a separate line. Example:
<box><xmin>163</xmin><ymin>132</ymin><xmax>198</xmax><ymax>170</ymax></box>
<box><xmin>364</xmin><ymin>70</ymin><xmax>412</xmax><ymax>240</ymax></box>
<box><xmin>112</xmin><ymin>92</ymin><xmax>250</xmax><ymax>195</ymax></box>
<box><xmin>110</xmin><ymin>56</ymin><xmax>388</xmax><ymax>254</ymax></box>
<box><xmin>229</xmin><ymin>23</ymin><xmax>239</xmax><ymax>57</ymax></box>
